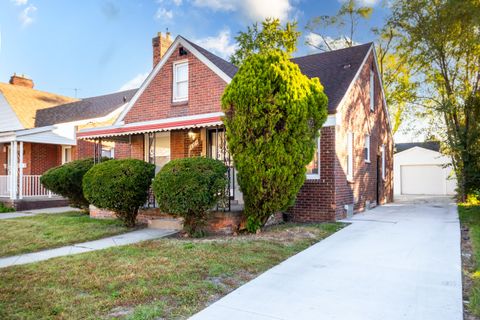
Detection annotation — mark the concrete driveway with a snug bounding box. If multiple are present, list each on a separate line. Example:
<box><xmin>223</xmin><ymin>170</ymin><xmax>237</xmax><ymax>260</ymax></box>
<box><xmin>191</xmin><ymin>197</ymin><xmax>462</xmax><ymax>320</ymax></box>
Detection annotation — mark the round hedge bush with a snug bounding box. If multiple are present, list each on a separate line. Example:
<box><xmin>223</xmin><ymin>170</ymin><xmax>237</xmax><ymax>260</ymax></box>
<box><xmin>152</xmin><ymin>157</ymin><xmax>228</xmax><ymax>235</ymax></box>
<box><xmin>41</xmin><ymin>158</ymin><xmax>99</xmax><ymax>210</ymax></box>
<box><xmin>83</xmin><ymin>159</ymin><xmax>155</xmax><ymax>227</ymax></box>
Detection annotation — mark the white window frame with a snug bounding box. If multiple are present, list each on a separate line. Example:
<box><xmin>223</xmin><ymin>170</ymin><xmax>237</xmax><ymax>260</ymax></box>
<box><xmin>306</xmin><ymin>137</ymin><xmax>320</xmax><ymax>180</ymax></box>
<box><xmin>172</xmin><ymin>60</ymin><xmax>189</xmax><ymax>102</ymax></box>
<box><xmin>347</xmin><ymin>132</ymin><xmax>353</xmax><ymax>181</ymax></box>
<box><xmin>370</xmin><ymin>69</ymin><xmax>375</xmax><ymax>111</ymax></box>
<box><xmin>365</xmin><ymin>134</ymin><xmax>371</xmax><ymax>163</ymax></box>
<box><xmin>381</xmin><ymin>144</ymin><xmax>386</xmax><ymax>180</ymax></box>
<box><xmin>61</xmin><ymin>146</ymin><xmax>72</xmax><ymax>164</ymax></box>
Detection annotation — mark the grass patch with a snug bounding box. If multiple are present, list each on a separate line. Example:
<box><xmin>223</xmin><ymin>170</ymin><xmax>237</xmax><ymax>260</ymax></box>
<box><xmin>0</xmin><ymin>212</ymin><xmax>129</xmax><ymax>257</ymax></box>
<box><xmin>0</xmin><ymin>222</ymin><xmax>344</xmax><ymax>320</ymax></box>
<box><xmin>0</xmin><ymin>202</ymin><xmax>15</xmax><ymax>213</ymax></box>
<box><xmin>459</xmin><ymin>203</ymin><xmax>480</xmax><ymax>316</ymax></box>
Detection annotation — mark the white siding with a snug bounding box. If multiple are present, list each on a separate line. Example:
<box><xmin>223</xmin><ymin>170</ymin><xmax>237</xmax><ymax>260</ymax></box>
<box><xmin>0</xmin><ymin>93</ymin><xmax>23</xmax><ymax>132</ymax></box>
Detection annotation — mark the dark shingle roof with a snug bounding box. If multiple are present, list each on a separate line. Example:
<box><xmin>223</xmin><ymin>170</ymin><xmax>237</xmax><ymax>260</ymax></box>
<box><xmin>292</xmin><ymin>43</ymin><xmax>373</xmax><ymax>113</ymax></box>
<box><xmin>395</xmin><ymin>142</ymin><xmax>441</xmax><ymax>153</ymax></box>
<box><xmin>34</xmin><ymin>89</ymin><xmax>137</xmax><ymax>127</ymax></box>
<box><xmin>183</xmin><ymin>38</ymin><xmax>372</xmax><ymax>114</ymax></box>
<box><xmin>183</xmin><ymin>37</ymin><xmax>238</xmax><ymax>78</ymax></box>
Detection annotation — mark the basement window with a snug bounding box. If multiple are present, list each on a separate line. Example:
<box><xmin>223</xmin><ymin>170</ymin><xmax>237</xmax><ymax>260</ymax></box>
<box><xmin>173</xmin><ymin>61</ymin><xmax>188</xmax><ymax>102</ymax></box>
<box><xmin>306</xmin><ymin>137</ymin><xmax>320</xmax><ymax>179</ymax></box>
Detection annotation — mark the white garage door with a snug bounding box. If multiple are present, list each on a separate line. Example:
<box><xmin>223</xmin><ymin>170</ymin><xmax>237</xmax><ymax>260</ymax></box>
<box><xmin>401</xmin><ymin>165</ymin><xmax>445</xmax><ymax>195</ymax></box>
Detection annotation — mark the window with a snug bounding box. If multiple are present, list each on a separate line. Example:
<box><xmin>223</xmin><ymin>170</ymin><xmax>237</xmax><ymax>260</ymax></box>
<box><xmin>173</xmin><ymin>61</ymin><xmax>188</xmax><ymax>102</ymax></box>
<box><xmin>145</xmin><ymin>132</ymin><xmax>171</xmax><ymax>174</ymax></box>
<box><xmin>370</xmin><ymin>70</ymin><xmax>375</xmax><ymax>111</ymax></box>
<box><xmin>364</xmin><ymin>135</ymin><xmax>371</xmax><ymax>162</ymax></box>
<box><xmin>101</xmin><ymin>147</ymin><xmax>115</xmax><ymax>159</ymax></box>
<box><xmin>61</xmin><ymin>146</ymin><xmax>72</xmax><ymax>164</ymax></box>
<box><xmin>347</xmin><ymin>132</ymin><xmax>353</xmax><ymax>181</ymax></box>
<box><xmin>306</xmin><ymin>137</ymin><xmax>320</xmax><ymax>179</ymax></box>
<box><xmin>381</xmin><ymin>144</ymin><xmax>386</xmax><ymax>180</ymax></box>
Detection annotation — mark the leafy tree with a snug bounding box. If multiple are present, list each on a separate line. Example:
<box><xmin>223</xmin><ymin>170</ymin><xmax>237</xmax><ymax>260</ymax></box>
<box><xmin>306</xmin><ymin>0</ymin><xmax>373</xmax><ymax>51</ymax></box>
<box><xmin>152</xmin><ymin>157</ymin><xmax>228</xmax><ymax>236</ymax></box>
<box><xmin>388</xmin><ymin>0</ymin><xmax>480</xmax><ymax>199</ymax></box>
<box><xmin>222</xmin><ymin>51</ymin><xmax>328</xmax><ymax>232</ymax></box>
<box><xmin>230</xmin><ymin>18</ymin><xmax>300</xmax><ymax>66</ymax></box>
<box><xmin>83</xmin><ymin>159</ymin><xmax>155</xmax><ymax>227</ymax></box>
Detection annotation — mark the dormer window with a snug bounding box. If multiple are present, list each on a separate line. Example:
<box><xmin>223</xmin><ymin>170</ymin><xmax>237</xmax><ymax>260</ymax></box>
<box><xmin>173</xmin><ymin>61</ymin><xmax>188</xmax><ymax>102</ymax></box>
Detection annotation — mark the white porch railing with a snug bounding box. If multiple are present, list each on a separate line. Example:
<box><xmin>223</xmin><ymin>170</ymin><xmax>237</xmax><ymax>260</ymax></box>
<box><xmin>0</xmin><ymin>175</ymin><xmax>10</xmax><ymax>197</ymax></box>
<box><xmin>21</xmin><ymin>175</ymin><xmax>53</xmax><ymax>198</ymax></box>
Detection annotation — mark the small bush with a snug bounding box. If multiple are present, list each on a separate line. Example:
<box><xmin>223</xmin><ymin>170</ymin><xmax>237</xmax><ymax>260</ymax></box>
<box><xmin>83</xmin><ymin>159</ymin><xmax>155</xmax><ymax>227</ymax></box>
<box><xmin>0</xmin><ymin>202</ymin><xmax>14</xmax><ymax>213</ymax></box>
<box><xmin>152</xmin><ymin>157</ymin><xmax>228</xmax><ymax>235</ymax></box>
<box><xmin>467</xmin><ymin>190</ymin><xmax>480</xmax><ymax>205</ymax></box>
<box><xmin>41</xmin><ymin>158</ymin><xmax>102</xmax><ymax>210</ymax></box>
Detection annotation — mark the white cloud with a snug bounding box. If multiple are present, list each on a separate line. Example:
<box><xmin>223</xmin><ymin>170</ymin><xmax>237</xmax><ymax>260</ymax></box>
<box><xmin>193</xmin><ymin>0</ymin><xmax>292</xmax><ymax>22</ymax></box>
<box><xmin>154</xmin><ymin>7</ymin><xmax>173</xmax><ymax>20</ymax></box>
<box><xmin>119</xmin><ymin>72</ymin><xmax>149</xmax><ymax>91</ymax></box>
<box><xmin>195</xmin><ymin>29</ymin><xmax>237</xmax><ymax>59</ymax></box>
<box><xmin>11</xmin><ymin>0</ymin><xmax>28</xmax><ymax>5</ymax></box>
<box><xmin>306</xmin><ymin>32</ymin><xmax>358</xmax><ymax>51</ymax></box>
<box><xmin>19</xmin><ymin>4</ymin><xmax>37</xmax><ymax>27</ymax></box>
<box><xmin>172</xmin><ymin>0</ymin><xmax>182</xmax><ymax>5</ymax></box>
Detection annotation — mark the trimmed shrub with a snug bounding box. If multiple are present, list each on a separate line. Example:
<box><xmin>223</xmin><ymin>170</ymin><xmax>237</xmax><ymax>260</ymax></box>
<box><xmin>152</xmin><ymin>157</ymin><xmax>228</xmax><ymax>235</ymax></box>
<box><xmin>83</xmin><ymin>159</ymin><xmax>155</xmax><ymax>227</ymax></box>
<box><xmin>40</xmin><ymin>158</ymin><xmax>101</xmax><ymax>210</ymax></box>
<box><xmin>0</xmin><ymin>202</ymin><xmax>14</xmax><ymax>213</ymax></box>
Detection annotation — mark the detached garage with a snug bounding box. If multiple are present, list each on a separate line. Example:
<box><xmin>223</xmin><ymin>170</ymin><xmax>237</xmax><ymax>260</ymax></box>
<box><xmin>394</xmin><ymin>142</ymin><xmax>456</xmax><ymax>196</ymax></box>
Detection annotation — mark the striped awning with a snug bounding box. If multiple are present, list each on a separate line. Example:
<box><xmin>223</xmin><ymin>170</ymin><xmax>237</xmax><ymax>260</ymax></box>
<box><xmin>77</xmin><ymin>112</ymin><xmax>224</xmax><ymax>140</ymax></box>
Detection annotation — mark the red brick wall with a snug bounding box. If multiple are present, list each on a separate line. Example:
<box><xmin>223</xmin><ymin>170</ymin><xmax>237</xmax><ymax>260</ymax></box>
<box><xmin>288</xmin><ymin>126</ymin><xmax>337</xmax><ymax>222</ymax></box>
<box><xmin>0</xmin><ymin>143</ymin><xmax>7</xmax><ymax>175</ymax></box>
<box><xmin>124</xmin><ymin>43</ymin><xmax>226</xmax><ymax>124</ymax></box>
<box><xmin>333</xmin><ymin>51</ymin><xmax>394</xmax><ymax>219</ymax></box>
<box><xmin>170</xmin><ymin>129</ymin><xmax>203</xmax><ymax>159</ymax></box>
<box><xmin>29</xmin><ymin>143</ymin><xmax>61</xmax><ymax>175</ymax></box>
<box><xmin>73</xmin><ymin>140</ymin><xmax>95</xmax><ymax>160</ymax></box>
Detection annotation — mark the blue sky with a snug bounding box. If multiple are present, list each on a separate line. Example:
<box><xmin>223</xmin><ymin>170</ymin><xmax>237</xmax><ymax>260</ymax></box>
<box><xmin>0</xmin><ymin>0</ymin><xmax>389</xmax><ymax>98</ymax></box>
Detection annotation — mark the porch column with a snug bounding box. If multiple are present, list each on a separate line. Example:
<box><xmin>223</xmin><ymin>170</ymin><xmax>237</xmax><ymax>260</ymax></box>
<box><xmin>9</xmin><ymin>141</ymin><xmax>18</xmax><ymax>200</ymax></box>
<box><xmin>18</xmin><ymin>142</ymin><xmax>23</xmax><ymax>200</ymax></box>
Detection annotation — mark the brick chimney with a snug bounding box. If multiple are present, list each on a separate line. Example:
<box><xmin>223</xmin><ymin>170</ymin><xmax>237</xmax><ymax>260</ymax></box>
<box><xmin>9</xmin><ymin>73</ymin><xmax>34</xmax><ymax>89</ymax></box>
<box><xmin>152</xmin><ymin>32</ymin><xmax>172</xmax><ymax>68</ymax></box>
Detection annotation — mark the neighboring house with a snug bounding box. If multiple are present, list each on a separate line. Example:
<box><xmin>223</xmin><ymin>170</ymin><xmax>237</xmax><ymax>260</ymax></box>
<box><xmin>394</xmin><ymin>142</ymin><xmax>456</xmax><ymax>196</ymax></box>
<box><xmin>0</xmin><ymin>74</ymin><xmax>136</xmax><ymax>209</ymax></box>
<box><xmin>77</xmin><ymin>32</ymin><xmax>393</xmax><ymax>222</ymax></box>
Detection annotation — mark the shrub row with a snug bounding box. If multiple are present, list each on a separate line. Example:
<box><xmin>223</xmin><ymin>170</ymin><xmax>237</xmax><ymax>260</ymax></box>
<box><xmin>41</xmin><ymin>157</ymin><xmax>227</xmax><ymax>232</ymax></box>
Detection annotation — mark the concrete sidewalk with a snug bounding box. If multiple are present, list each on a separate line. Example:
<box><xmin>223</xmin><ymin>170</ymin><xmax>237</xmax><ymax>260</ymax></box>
<box><xmin>0</xmin><ymin>228</ymin><xmax>176</xmax><ymax>268</ymax></box>
<box><xmin>191</xmin><ymin>198</ymin><xmax>462</xmax><ymax>320</ymax></box>
<box><xmin>0</xmin><ymin>206</ymin><xmax>80</xmax><ymax>220</ymax></box>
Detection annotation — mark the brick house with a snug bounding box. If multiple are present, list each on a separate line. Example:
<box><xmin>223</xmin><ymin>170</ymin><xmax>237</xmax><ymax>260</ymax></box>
<box><xmin>77</xmin><ymin>33</ymin><xmax>394</xmax><ymax>222</ymax></box>
<box><xmin>0</xmin><ymin>75</ymin><xmax>135</xmax><ymax>209</ymax></box>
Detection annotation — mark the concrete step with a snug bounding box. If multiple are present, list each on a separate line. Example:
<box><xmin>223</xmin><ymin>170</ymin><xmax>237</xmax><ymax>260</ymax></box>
<box><xmin>148</xmin><ymin>217</ymin><xmax>184</xmax><ymax>230</ymax></box>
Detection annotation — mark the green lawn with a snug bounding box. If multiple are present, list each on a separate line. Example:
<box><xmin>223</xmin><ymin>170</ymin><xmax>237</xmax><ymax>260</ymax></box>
<box><xmin>0</xmin><ymin>222</ymin><xmax>344</xmax><ymax>320</ymax></box>
<box><xmin>0</xmin><ymin>212</ymin><xmax>129</xmax><ymax>257</ymax></box>
<box><xmin>459</xmin><ymin>203</ymin><xmax>480</xmax><ymax>316</ymax></box>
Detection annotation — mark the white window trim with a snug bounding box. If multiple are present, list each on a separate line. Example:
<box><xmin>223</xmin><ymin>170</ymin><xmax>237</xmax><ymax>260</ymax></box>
<box><xmin>347</xmin><ymin>132</ymin><xmax>354</xmax><ymax>181</ymax></box>
<box><xmin>172</xmin><ymin>60</ymin><xmax>189</xmax><ymax>102</ymax></box>
<box><xmin>365</xmin><ymin>134</ymin><xmax>371</xmax><ymax>163</ymax></box>
<box><xmin>306</xmin><ymin>137</ymin><xmax>320</xmax><ymax>180</ymax></box>
<box><xmin>61</xmin><ymin>146</ymin><xmax>72</xmax><ymax>164</ymax></box>
<box><xmin>370</xmin><ymin>70</ymin><xmax>375</xmax><ymax>111</ymax></box>
<box><xmin>381</xmin><ymin>144</ymin><xmax>386</xmax><ymax>180</ymax></box>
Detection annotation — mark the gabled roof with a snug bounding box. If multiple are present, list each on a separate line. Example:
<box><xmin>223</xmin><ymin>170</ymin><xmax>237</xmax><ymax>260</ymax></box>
<box><xmin>395</xmin><ymin>142</ymin><xmax>441</xmax><ymax>153</ymax></box>
<box><xmin>292</xmin><ymin>43</ymin><xmax>373</xmax><ymax>113</ymax></box>
<box><xmin>35</xmin><ymin>89</ymin><xmax>137</xmax><ymax>127</ymax></box>
<box><xmin>0</xmin><ymin>82</ymin><xmax>77</xmax><ymax>129</ymax></box>
<box><xmin>184</xmin><ymin>40</ymin><xmax>373</xmax><ymax>114</ymax></box>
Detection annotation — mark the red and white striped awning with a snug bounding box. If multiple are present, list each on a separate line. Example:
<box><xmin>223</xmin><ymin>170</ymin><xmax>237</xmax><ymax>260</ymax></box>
<box><xmin>77</xmin><ymin>112</ymin><xmax>224</xmax><ymax>140</ymax></box>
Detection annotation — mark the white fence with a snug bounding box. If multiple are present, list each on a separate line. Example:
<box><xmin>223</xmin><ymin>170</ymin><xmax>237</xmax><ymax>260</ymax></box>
<box><xmin>0</xmin><ymin>175</ymin><xmax>9</xmax><ymax>197</ymax></box>
<box><xmin>0</xmin><ymin>175</ymin><xmax>54</xmax><ymax>198</ymax></box>
<box><xmin>22</xmin><ymin>175</ymin><xmax>52</xmax><ymax>198</ymax></box>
